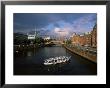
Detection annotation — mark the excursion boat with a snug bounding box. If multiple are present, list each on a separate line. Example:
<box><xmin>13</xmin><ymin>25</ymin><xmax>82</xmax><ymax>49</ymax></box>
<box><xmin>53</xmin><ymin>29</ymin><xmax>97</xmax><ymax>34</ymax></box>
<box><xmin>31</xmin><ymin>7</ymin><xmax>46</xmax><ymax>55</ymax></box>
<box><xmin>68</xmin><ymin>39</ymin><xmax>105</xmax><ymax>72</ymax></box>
<box><xmin>44</xmin><ymin>56</ymin><xmax>71</xmax><ymax>65</ymax></box>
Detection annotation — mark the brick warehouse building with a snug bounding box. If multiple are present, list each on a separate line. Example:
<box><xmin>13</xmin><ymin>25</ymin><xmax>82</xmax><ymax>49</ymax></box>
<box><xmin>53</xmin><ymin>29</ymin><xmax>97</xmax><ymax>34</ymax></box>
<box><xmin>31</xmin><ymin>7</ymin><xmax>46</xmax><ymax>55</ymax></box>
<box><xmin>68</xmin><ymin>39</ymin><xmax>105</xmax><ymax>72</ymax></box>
<box><xmin>71</xmin><ymin>24</ymin><xmax>97</xmax><ymax>48</ymax></box>
<box><xmin>91</xmin><ymin>24</ymin><xmax>97</xmax><ymax>48</ymax></box>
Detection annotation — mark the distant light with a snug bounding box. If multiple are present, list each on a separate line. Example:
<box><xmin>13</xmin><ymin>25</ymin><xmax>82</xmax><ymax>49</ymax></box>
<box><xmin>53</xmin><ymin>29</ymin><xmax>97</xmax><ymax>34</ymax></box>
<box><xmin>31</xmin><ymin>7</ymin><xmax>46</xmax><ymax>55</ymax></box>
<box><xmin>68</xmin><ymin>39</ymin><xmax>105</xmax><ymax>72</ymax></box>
<box><xmin>16</xmin><ymin>51</ymin><xmax>19</xmax><ymax>53</ymax></box>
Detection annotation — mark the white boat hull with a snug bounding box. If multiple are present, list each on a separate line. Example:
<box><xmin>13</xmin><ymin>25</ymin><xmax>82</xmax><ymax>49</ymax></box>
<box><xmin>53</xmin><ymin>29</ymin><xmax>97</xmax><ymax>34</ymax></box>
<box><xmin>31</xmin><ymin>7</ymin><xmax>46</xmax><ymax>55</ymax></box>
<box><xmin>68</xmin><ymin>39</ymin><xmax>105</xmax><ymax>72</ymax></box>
<box><xmin>44</xmin><ymin>56</ymin><xmax>71</xmax><ymax>65</ymax></box>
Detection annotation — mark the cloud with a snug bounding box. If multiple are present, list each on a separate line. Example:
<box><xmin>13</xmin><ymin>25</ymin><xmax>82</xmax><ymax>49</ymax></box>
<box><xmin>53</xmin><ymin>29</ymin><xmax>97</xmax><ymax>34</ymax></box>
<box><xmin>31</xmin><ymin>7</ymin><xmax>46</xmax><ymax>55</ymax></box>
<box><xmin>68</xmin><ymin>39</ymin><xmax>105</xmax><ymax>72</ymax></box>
<box><xmin>14</xmin><ymin>13</ymin><xmax>97</xmax><ymax>37</ymax></box>
<box><xmin>71</xmin><ymin>14</ymin><xmax>97</xmax><ymax>33</ymax></box>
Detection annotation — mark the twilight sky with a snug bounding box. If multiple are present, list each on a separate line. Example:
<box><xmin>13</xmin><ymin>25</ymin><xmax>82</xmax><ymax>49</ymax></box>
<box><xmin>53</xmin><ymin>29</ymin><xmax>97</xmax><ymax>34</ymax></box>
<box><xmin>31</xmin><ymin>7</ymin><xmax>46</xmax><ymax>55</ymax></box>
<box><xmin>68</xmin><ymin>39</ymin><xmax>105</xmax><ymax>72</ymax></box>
<box><xmin>14</xmin><ymin>13</ymin><xmax>97</xmax><ymax>37</ymax></box>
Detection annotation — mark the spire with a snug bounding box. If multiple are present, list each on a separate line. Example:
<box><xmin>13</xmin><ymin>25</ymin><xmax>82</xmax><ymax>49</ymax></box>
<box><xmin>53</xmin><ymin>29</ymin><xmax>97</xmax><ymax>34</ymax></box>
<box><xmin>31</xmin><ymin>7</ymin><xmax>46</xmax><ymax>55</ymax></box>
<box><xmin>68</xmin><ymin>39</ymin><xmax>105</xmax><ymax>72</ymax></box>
<box><xmin>35</xmin><ymin>26</ymin><xmax>36</xmax><ymax>36</ymax></box>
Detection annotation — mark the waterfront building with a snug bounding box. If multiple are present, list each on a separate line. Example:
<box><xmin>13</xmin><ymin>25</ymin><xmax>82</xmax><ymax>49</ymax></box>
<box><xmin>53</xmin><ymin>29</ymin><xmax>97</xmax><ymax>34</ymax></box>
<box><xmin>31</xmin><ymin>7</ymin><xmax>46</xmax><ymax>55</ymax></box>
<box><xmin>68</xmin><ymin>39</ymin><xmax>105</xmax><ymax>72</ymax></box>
<box><xmin>83</xmin><ymin>32</ymin><xmax>91</xmax><ymax>47</ymax></box>
<box><xmin>79</xmin><ymin>34</ymin><xmax>86</xmax><ymax>46</ymax></box>
<box><xmin>71</xmin><ymin>33</ymin><xmax>80</xmax><ymax>46</ymax></box>
<box><xmin>43</xmin><ymin>36</ymin><xmax>51</xmax><ymax>40</ymax></box>
<box><xmin>27</xmin><ymin>27</ymin><xmax>37</xmax><ymax>40</ymax></box>
<box><xmin>91</xmin><ymin>24</ymin><xmax>97</xmax><ymax>48</ymax></box>
<box><xmin>27</xmin><ymin>34</ymin><xmax>36</xmax><ymax>40</ymax></box>
<box><xmin>71</xmin><ymin>24</ymin><xmax>97</xmax><ymax>48</ymax></box>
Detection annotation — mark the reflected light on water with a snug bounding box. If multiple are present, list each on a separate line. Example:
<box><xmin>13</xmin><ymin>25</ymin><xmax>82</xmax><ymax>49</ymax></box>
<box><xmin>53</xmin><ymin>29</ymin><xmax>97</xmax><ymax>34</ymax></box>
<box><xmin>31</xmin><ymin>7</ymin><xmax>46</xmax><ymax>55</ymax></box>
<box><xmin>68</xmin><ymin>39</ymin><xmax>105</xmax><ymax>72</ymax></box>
<box><xmin>27</xmin><ymin>52</ymin><xmax>32</xmax><ymax>57</ymax></box>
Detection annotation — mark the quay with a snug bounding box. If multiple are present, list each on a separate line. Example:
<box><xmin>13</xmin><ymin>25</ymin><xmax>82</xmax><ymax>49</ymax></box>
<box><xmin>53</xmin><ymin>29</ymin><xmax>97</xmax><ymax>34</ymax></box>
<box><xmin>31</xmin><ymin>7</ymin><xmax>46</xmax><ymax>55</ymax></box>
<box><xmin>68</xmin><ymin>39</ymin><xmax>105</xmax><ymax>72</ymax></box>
<box><xmin>63</xmin><ymin>45</ymin><xmax>97</xmax><ymax>63</ymax></box>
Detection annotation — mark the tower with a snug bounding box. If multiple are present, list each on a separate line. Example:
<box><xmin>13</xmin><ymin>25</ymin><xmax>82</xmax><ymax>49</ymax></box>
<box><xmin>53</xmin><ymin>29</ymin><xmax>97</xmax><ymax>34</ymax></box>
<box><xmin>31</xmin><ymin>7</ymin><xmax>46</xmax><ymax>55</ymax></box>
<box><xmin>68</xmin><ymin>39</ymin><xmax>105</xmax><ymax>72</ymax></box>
<box><xmin>35</xmin><ymin>26</ymin><xmax>36</xmax><ymax>36</ymax></box>
<box><xmin>27</xmin><ymin>33</ymin><xmax>28</xmax><ymax>36</ymax></box>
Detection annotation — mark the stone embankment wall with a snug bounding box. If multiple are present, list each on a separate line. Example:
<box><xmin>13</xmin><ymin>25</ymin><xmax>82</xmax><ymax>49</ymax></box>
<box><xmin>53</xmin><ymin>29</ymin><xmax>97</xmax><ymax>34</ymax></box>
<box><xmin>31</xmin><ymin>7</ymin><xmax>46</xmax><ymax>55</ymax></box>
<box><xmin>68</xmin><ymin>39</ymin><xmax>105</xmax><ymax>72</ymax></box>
<box><xmin>63</xmin><ymin>45</ymin><xmax>97</xmax><ymax>63</ymax></box>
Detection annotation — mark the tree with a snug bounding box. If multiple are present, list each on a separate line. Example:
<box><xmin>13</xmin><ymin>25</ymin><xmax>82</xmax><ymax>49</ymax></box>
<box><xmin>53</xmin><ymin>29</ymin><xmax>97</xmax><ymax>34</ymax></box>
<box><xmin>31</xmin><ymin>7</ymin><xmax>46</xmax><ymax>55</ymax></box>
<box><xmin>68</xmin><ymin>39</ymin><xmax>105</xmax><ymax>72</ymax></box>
<box><xmin>35</xmin><ymin>37</ymin><xmax>44</xmax><ymax>44</ymax></box>
<box><xmin>66</xmin><ymin>39</ymin><xmax>72</xmax><ymax>45</ymax></box>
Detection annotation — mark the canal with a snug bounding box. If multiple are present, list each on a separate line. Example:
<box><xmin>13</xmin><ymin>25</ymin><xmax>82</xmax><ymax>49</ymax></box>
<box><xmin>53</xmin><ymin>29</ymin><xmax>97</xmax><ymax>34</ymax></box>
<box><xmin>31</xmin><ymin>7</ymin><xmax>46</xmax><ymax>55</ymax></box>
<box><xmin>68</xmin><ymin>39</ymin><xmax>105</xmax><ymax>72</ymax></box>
<box><xmin>14</xmin><ymin>46</ymin><xmax>97</xmax><ymax>75</ymax></box>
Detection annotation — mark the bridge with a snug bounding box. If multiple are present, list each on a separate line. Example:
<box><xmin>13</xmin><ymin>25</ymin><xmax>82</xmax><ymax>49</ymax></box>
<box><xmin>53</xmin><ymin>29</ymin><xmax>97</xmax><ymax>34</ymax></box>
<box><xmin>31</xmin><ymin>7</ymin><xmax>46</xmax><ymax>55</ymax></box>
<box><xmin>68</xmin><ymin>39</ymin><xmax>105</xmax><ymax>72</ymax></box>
<box><xmin>51</xmin><ymin>40</ymin><xmax>64</xmax><ymax>45</ymax></box>
<box><xmin>45</xmin><ymin>40</ymin><xmax>64</xmax><ymax>45</ymax></box>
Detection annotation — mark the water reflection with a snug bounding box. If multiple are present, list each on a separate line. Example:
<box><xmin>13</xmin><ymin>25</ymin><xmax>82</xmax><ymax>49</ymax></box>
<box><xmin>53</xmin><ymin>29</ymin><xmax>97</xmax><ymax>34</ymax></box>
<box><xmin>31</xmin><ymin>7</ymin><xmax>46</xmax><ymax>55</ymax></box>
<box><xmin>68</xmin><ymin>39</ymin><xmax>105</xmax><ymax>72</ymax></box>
<box><xmin>14</xmin><ymin>46</ymin><xmax>97</xmax><ymax>75</ymax></box>
<box><xmin>27</xmin><ymin>52</ymin><xmax>32</xmax><ymax>56</ymax></box>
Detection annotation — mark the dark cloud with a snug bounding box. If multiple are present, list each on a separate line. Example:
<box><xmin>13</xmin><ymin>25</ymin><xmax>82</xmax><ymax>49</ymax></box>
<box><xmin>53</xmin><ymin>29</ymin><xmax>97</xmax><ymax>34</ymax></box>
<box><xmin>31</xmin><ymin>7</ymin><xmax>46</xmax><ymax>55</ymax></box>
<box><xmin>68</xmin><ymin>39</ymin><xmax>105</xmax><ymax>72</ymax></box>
<box><xmin>14</xmin><ymin>13</ymin><xmax>97</xmax><ymax>37</ymax></box>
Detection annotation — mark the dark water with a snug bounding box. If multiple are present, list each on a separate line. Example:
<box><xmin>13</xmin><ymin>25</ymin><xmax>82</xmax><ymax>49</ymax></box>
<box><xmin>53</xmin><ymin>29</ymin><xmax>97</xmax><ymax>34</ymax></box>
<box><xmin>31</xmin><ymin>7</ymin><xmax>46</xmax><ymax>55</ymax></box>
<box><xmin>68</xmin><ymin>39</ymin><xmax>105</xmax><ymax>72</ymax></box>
<box><xmin>14</xmin><ymin>46</ymin><xmax>97</xmax><ymax>75</ymax></box>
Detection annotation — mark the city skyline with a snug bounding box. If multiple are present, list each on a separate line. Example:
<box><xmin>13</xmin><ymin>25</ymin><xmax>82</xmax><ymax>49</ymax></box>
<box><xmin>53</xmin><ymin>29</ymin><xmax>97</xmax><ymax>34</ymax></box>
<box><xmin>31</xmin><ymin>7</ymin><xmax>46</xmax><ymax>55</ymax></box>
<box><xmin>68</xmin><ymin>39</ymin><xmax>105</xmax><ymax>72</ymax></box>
<box><xmin>14</xmin><ymin>13</ymin><xmax>97</xmax><ymax>37</ymax></box>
